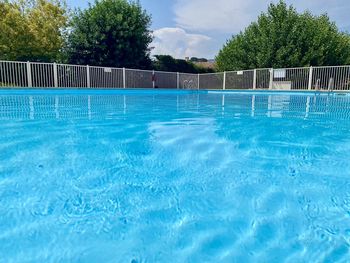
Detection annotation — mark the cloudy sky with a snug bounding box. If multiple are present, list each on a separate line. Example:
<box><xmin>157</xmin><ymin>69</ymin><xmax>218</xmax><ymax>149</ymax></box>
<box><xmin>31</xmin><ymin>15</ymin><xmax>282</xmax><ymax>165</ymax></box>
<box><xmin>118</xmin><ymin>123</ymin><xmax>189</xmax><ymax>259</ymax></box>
<box><xmin>68</xmin><ymin>0</ymin><xmax>350</xmax><ymax>59</ymax></box>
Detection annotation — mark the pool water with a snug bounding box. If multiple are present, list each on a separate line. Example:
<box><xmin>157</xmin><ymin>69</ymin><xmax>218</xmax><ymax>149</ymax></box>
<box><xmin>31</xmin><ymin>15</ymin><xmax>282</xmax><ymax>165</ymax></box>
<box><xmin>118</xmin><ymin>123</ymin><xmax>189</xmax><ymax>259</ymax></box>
<box><xmin>1</xmin><ymin>89</ymin><xmax>350</xmax><ymax>262</ymax></box>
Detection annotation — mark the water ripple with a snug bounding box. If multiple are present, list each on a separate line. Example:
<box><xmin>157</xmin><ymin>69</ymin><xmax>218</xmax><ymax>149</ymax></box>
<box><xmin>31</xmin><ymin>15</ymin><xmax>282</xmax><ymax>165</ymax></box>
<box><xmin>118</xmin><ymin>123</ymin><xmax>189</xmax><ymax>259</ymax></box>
<box><xmin>0</xmin><ymin>92</ymin><xmax>350</xmax><ymax>262</ymax></box>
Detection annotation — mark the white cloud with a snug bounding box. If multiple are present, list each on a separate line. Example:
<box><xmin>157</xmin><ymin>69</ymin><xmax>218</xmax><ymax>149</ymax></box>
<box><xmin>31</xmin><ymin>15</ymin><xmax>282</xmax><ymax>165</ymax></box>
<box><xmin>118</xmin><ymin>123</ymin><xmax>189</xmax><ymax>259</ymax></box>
<box><xmin>151</xmin><ymin>27</ymin><xmax>216</xmax><ymax>59</ymax></box>
<box><xmin>174</xmin><ymin>0</ymin><xmax>265</xmax><ymax>33</ymax></box>
<box><xmin>150</xmin><ymin>0</ymin><xmax>350</xmax><ymax>60</ymax></box>
<box><xmin>174</xmin><ymin>0</ymin><xmax>350</xmax><ymax>34</ymax></box>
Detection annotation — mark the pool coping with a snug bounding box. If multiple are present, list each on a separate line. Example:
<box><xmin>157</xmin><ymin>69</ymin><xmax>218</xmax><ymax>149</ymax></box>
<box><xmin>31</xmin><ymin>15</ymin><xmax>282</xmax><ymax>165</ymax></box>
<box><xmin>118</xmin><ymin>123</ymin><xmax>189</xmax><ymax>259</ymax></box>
<box><xmin>0</xmin><ymin>88</ymin><xmax>348</xmax><ymax>96</ymax></box>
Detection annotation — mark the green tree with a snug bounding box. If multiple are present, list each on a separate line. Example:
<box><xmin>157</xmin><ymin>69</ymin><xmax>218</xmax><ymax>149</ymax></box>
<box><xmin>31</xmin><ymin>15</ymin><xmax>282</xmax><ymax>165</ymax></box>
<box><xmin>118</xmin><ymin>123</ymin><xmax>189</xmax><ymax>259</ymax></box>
<box><xmin>216</xmin><ymin>1</ymin><xmax>350</xmax><ymax>71</ymax></box>
<box><xmin>66</xmin><ymin>0</ymin><xmax>152</xmax><ymax>68</ymax></box>
<box><xmin>153</xmin><ymin>55</ymin><xmax>214</xmax><ymax>73</ymax></box>
<box><xmin>0</xmin><ymin>0</ymin><xmax>68</xmax><ymax>62</ymax></box>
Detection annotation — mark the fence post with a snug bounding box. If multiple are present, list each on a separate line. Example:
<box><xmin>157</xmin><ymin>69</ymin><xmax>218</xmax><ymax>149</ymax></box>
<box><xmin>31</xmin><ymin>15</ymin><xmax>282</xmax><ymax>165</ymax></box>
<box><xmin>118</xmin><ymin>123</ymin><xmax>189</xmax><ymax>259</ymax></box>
<box><xmin>26</xmin><ymin>61</ymin><xmax>32</xmax><ymax>87</ymax></box>
<box><xmin>308</xmin><ymin>66</ymin><xmax>313</xmax><ymax>90</ymax></box>
<box><xmin>53</xmin><ymin>62</ymin><xmax>58</xmax><ymax>88</ymax></box>
<box><xmin>177</xmin><ymin>72</ymin><xmax>179</xmax><ymax>89</ymax></box>
<box><xmin>197</xmin><ymin>74</ymin><xmax>200</xmax><ymax>90</ymax></box>
<box><xmin>123</xmin><ymin>67</ymin><xmax>126</xmax><ymax>88</ymax></box>
<box><xmin>223</xmin><ymin>71</ymin><xmax>226</xmax><ymax>90</ymax></box>
<box><xmin>253</xmin><ymin>69</ymin><xmax>257</xmax><ymax>90</ymax></box>
<box><xmin>269</xmin><ymin>68</ymin><xmax>273</xmax><ymax>90</ymax></box>
<box><xmin>86</xmin><ymin>65</ymin><xmax>90</xmax><ymax>88</ymax></box>
<box><xmin>152</xmin><ymin>70</ymin><xmax>155</xmax><ymax>88</ymax></box>
<box><xmin>328</xmin><ymin>78</ymin><xmax>334</xmax><ymax>91</ymax></box>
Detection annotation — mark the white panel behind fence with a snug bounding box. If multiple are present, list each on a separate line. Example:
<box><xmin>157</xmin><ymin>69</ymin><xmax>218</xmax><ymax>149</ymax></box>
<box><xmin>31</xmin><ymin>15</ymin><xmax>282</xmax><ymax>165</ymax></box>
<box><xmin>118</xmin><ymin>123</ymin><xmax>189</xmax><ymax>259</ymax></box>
<box><xmin>199</xmin><ymin>73</ymin><xmax>224</xmax><ymax>89</ymax></box>
<box><xmin>272</xmin><ymin>67</ymin><xmax>310</xmax><ymax>90</ymax></box>
<box><xmin>0</xmin><ymin>61</ymin><xmax>28</xmax><ymax>87</ymax></box>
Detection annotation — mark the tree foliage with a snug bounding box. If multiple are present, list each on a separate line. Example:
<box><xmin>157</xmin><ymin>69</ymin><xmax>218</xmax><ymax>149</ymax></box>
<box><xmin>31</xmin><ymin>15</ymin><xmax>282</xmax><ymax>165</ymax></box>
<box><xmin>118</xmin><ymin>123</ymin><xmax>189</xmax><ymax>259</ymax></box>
<box><xmin>66</xmin><ymin>0</ymin><xmax>152</xmax><ymax>68</ymax></box>
<box><xmin>0</xmin><ymin>0</ymin><xmax>68</xmax><ymax>62</ymax></box>
<box><xmin>153</xmin><ymin>55</ymin><xmax>214</xmax><ymax>73</ymax></box>
<box><xmin>216</xmin><ymin>1</ymin><xmax>350</xmax><ymax>71</ymax></box>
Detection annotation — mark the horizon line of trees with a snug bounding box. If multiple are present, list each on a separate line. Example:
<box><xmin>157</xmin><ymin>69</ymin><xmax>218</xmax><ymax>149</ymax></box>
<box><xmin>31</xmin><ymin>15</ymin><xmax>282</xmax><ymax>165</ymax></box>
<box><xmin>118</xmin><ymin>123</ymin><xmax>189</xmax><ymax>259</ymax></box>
<box><xmin>1</xmin><ymin>0</ymin><xmax>350</xmax><ymax>73</ymax></box>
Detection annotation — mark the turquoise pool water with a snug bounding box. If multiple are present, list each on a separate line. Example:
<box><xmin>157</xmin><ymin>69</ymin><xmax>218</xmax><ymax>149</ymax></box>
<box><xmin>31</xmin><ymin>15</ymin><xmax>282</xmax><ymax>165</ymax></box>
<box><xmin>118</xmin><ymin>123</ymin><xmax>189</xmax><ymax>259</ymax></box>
<box><xmin>1</xmin><ymin>89</ymin><xmax>350</xmax><ymax>262</ymax></box>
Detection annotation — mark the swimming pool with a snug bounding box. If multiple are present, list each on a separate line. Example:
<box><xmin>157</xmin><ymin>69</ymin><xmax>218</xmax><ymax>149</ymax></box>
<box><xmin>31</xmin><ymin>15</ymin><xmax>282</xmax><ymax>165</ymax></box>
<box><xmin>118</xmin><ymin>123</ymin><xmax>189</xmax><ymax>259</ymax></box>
<box><xmin>1</xmin><ymin>89</ymin><xmax>350</xmax><ymax>262</ymax></box>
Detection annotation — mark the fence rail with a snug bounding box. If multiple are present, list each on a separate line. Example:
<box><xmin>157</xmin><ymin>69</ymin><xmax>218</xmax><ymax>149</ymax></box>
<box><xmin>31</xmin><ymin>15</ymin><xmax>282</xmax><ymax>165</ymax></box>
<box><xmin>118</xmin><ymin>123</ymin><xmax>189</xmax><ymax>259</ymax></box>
<box><xmin>1</xmin><ymin>60</ymin><xmax>350</xmax><ymax>91</ymax></box>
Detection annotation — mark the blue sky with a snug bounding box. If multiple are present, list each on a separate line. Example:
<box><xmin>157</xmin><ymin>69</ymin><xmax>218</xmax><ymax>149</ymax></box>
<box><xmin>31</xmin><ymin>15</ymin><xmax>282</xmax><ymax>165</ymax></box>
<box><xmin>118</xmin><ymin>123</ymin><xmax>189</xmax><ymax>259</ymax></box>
<box><xmin>67</xmin><ymin>0</ymin><xmax>350</xmax><ymax>60</ymax></box>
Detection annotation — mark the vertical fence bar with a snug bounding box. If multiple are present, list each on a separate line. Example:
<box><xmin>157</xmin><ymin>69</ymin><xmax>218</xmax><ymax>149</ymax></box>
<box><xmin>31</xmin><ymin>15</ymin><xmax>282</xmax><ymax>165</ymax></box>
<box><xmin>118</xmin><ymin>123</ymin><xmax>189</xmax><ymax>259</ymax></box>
<box><xmin>223</xmin><ymin>71</ymin><xmax>226</xmax><ymax>90</ymax></box>
<box><xmin>177</xmin><ymin>72</ymin><xmax>179</xmax><ymax>89</ymax></box>
<box><xmin>269</xmin><ymin>68</ymin><xmax>273</xmax><ymax>90</ymax></box>
<box><xmin>308</xmin><ymin>66</ymin><xmax>313</xmax><ymax>90</ymax></box>
<box><xmin>344</xmin><ymin>66</ymin><xmax>349</xmax><ymax>91</ymax></box>
<box><xmin>26</xmin><ymin>61</ymin><xmax>32</xmax><ymax>87</ymax></box>
<box><xmin>197</xmin><ymin>74</ymin><xmax>200</xmax><ymax>90</ymax></box>
<box><xmin>123</xmin><ymin>67</ymin><xmax>126</xmax><ymax>88</ymax></box>
<box><xmin>253</xmin><ymin>69</ymin><xmax>257</xmax><ymax>89</ymax></box>
<box><xmin>86</xmin><ymin>65</ymin><xmax>90</xmax><ymax>88</ymax></box>
<box><xmin>152</xmin><ymin>70</ymin><xmax>155</xmax><ymax>88</ymax></box>
<box><xmin>9</xmin><ymin>63</ymin><xmax>13</xmax><ymax>86</ymax></box>
<box><xmin>340</xmin><ymin>67</ymin><xmax>344</xmax><ymax>90</ymax></box>
<box><xmin>328</xmin><ymin>74</ymin><xmax>333</xmax><ymax>91</ymax></box>
<box><xmin>0</xmin><ymin>62</ymin><xmax>4</xmax><ymax>87</ymax></box>
<box><xmin>53</xmin><ymin>62</ymin><xmax>58</xmax><ymax>87</ymax></box>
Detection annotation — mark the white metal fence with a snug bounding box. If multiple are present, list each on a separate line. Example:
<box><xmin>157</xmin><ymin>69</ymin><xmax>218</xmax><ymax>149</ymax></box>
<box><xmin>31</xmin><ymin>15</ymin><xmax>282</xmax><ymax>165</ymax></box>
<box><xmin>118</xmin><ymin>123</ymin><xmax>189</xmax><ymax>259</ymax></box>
<box><xmin>1</xmin><ymin>60</ymin><xmax>350</xmax><ymax>91</ymax></box>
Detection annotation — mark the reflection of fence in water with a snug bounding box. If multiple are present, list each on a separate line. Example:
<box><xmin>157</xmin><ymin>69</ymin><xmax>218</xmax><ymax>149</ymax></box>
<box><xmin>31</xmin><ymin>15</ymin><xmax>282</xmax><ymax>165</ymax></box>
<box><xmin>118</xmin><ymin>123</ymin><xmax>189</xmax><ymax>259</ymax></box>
<box><xmin>1</xmin><ymin>93</ymin><xmax>349</xmax><ymax>120</ymax></box>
